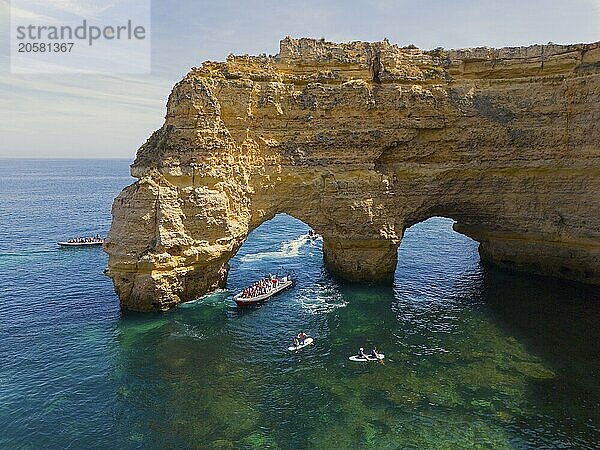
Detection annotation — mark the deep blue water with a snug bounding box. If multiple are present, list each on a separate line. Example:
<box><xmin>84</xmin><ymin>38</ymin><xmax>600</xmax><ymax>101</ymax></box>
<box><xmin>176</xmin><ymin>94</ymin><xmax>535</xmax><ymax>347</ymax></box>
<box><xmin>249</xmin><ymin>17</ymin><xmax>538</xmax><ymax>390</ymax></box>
<box><xmin>0</xmin><ymin>159</ymin><xmax>599</xmax><ymax>449</ymax></box>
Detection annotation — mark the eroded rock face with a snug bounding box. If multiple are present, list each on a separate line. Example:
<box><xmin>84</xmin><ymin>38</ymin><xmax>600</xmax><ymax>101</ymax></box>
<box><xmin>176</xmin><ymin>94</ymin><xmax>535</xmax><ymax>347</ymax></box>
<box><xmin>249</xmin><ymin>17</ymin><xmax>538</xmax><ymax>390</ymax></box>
<box><xmin>105</xmin><ymin>37</ymin><xmax>600</xmax><ymax>311</ymax></box>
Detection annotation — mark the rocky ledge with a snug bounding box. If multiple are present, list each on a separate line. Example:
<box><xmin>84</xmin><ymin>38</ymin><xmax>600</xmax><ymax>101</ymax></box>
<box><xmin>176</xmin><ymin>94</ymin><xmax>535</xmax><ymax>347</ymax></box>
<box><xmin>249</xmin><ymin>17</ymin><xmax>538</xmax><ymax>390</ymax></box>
<box><xmin>104</xmin><ymin>37</ymin><xmax>600</xmax><ymax>311</ymax></box>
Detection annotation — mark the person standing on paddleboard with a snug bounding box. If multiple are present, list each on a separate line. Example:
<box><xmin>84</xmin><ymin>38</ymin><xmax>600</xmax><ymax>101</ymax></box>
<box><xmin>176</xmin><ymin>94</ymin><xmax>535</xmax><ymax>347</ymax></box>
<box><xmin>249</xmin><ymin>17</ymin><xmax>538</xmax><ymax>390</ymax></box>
<box><xmin>292</xmin><ymin>331</ymin><xmax>309</xmax><ymax>349</ymax></box>
<box><xmin>300</xmin><ymin>331</ymin><xmax>307</xmax><ymax>344</ymax></box>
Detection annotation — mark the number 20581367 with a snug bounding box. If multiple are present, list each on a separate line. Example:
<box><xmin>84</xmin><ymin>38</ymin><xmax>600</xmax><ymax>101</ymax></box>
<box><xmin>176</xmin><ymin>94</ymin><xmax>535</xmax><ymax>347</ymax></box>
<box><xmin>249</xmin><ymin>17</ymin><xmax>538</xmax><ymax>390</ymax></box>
<box><xmin>18</xmin><ymin>42</ymin><xmax>74</xmax><ymax>52</ymax></box>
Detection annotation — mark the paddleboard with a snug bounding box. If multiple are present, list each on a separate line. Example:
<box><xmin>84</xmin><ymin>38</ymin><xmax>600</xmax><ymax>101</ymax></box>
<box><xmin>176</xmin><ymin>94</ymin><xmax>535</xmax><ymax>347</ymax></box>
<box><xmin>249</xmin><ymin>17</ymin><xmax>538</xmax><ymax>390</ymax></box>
<box><xmin>288</xmin><ymin>337</ymin><xmax>314</xmax><ymax>351</ymax></box>
<box><xmin>348</xmin><ymin>354</ymin><xmax>385</xmax><ymax>362</ymax></box>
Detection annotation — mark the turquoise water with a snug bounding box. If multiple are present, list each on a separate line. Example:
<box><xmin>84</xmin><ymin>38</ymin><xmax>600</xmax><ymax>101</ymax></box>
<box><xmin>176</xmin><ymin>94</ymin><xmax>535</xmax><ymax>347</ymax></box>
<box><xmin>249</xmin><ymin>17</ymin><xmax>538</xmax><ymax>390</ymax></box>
<box><xmin>0</xmin><ymin>159</ymin><xmax>599</xmax><ymax>448</ymax></box>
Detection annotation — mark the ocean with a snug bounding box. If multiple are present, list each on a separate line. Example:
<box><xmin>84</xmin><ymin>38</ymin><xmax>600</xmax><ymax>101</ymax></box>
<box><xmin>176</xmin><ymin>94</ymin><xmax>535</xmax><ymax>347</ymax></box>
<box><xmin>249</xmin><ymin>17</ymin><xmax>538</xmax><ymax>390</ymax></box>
<box><xmin>0</xmin><ymin>158</ymin><xmax>598</xmax><ymax>448</ymax></box>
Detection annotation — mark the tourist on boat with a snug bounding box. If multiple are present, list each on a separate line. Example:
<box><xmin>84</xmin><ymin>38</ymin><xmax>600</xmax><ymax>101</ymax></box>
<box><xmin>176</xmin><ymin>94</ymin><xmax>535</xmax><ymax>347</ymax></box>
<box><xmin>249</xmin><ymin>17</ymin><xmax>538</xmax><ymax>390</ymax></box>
<box><xmin>239</xmin><ymin>274</ymin><xmax>288</xmax><ymax>300</ymax></box>
<box><xmin>371</xmin><ymin>346</ymin><xmax>380</xmax><ymax>359</ymax></box>
<box><xmin>357</xmin><ymin>347</ymin><xmax>368</xmax><ymax>359</ymax></box>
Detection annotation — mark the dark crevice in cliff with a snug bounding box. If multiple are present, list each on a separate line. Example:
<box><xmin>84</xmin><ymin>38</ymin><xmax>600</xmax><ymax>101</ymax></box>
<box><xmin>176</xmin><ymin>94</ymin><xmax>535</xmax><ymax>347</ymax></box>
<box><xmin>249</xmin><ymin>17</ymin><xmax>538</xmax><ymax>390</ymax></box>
<box><xmin>371</xmin><ymin>45</ymin><xmax>382</xmax><ymax>84</ymax></box>
<box><xmin>152</xmin><ymin>187</ymin><xmax>160</xmax><ymax>252</ymax></box>
<box><xmin>541</xmin><ymin>45</ymin><xmax>545</xmax><ymax>70</ymax></box>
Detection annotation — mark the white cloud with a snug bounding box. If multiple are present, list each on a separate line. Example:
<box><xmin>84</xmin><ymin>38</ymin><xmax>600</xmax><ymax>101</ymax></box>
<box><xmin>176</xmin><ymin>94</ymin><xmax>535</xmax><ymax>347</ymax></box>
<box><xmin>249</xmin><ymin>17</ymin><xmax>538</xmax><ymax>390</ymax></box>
<box><xmin>15</xmin><ymin>0</ymin><xmax>117</xmax><ymax>20</ymax></box>
<box><xmin>9</xmin><ymin>5</ymin><xmax>53</xmax><ymax>22</ymax></box>
<box><xmin>43</xmin><ymin>0</ymin><xmax>116</xmax><ymax>18</ymax></box>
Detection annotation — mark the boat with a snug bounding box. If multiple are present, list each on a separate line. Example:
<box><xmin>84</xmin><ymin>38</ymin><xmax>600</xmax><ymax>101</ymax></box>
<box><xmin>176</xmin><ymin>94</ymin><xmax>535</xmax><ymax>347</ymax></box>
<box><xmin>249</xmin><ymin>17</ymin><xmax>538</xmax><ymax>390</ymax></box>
<box><xmin>307</xmin><ymin>229</ymin><xmax>320</xmax><ymax>240</ymax></box>
<box><xmin>57</xmin><ymin>239</ymin><xmax>104</xmax><ymax>247</ymax></box>
<box><xmin>233</xmin><ymin>275</ymin><xmax>293</xmax><ymax>307</ymax></box>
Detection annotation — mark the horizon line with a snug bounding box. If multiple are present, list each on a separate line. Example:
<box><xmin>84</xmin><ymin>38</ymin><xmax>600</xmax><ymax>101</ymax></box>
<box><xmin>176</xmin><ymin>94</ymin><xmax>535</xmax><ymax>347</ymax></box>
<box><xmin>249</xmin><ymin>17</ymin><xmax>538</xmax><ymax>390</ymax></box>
<box><xmin>0</xmin><ymin>156</ymin><xmax>135</xmax><ymax>160</ymax></box>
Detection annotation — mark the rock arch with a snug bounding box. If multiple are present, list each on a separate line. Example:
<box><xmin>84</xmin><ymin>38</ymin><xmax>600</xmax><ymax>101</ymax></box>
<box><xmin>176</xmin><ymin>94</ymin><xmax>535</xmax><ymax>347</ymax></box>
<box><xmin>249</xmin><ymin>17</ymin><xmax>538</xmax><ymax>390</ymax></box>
<box><xmin>105</xmin><ymin>38</ymin><xmax>600</xmax><ymax>311</ymax></box>
<box><xmin>226</xmin><ymin>212</ymin><xmax>322</xmax><ymax>279</ymax></box>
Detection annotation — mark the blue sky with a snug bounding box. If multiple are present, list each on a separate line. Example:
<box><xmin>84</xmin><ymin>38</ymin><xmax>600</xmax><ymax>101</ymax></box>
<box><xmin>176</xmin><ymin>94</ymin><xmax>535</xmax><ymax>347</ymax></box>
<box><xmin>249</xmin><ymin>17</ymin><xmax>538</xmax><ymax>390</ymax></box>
<box><xmin>1</xmin><ymin>0</ymin><xmax>599</xmax><ymax>158</ymax></box>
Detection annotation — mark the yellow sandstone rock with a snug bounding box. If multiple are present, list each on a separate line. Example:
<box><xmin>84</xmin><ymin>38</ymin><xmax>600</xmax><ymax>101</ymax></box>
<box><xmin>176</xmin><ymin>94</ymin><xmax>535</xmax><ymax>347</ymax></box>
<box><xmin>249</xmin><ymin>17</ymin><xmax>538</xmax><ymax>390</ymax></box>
<box><xmin>104</xmin><ymin>37</ymin><xmax>600</xmax><ymax>311</ymax></box>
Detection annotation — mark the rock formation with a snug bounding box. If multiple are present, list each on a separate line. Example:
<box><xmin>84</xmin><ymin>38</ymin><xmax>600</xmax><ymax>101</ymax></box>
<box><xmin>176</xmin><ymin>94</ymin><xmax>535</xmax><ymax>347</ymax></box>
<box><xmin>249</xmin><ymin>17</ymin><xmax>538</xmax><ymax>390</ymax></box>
<box><xmin>104</xmin><ymin>37</ymin><xmax>600</xmax><ymax>311</ymax></box>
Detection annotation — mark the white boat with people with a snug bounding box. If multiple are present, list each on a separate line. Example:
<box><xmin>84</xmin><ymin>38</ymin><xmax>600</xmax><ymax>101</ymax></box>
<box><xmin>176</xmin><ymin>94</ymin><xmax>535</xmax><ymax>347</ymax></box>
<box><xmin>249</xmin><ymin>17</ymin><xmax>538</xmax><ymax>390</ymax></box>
<box><xmin>307</xmin><ymin>229</ymin><xmax>321</xmax><ymax>240</ymax></box>
<box><xmin>58</xmin><ymin>234</ymin><xmax>104</xmax><ymax>247</ymax></box>
<box><xmin>233</xmin><ymin>274</ymin><xmax>293</xmax><ymax>307</ymax></box>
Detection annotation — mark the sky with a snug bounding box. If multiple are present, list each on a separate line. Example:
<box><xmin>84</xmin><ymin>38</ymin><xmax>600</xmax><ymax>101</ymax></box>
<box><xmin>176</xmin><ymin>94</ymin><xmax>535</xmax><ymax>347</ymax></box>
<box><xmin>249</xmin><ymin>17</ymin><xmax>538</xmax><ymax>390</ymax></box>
<box><xmin>1</xmin><ymin>0</ymin><xmax>599</xmax><ymax>159</ymax></box>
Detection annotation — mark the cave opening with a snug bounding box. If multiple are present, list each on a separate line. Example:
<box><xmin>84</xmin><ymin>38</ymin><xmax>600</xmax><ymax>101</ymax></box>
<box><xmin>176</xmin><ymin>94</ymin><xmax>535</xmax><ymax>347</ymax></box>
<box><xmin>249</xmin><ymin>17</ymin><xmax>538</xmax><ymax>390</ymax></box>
<box><xmin>226</xmin><ymin>213</ymin><xmax>325</xmax><ymax>299</ymax></box>
<box><xmin>394</xmin><ymin>217</ymin><xmax>481</xmax><ymax>289</ymax></box>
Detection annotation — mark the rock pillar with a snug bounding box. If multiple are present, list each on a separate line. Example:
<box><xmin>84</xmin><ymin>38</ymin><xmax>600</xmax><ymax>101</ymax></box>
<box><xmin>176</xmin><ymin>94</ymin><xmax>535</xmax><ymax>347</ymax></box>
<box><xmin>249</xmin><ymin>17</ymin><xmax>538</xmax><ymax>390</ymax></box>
<box><xmin>322</xmin><ymin>237</ymin><xmax>398</xmax><ymax>283</ymax></box>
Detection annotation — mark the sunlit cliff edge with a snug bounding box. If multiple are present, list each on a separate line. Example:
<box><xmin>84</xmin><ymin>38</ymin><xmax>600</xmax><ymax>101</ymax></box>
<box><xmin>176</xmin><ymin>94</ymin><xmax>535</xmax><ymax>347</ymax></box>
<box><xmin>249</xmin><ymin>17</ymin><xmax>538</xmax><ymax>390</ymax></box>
<box><xmin>104</xmin><ymin>37</ymin><xmax>600</xmax><ymax>311</ymax></box>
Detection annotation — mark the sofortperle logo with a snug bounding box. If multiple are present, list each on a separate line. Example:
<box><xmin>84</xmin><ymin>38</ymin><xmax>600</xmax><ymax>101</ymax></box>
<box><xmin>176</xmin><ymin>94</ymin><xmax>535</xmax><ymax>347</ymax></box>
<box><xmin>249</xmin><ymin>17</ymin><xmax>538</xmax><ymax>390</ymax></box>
<box><xmin>15</xmin><ymin>19</ymin><xmax>147</xmax><ymax>46</ymax></box>
<box><xmin>10</xmin><ymin>0</ymin><xmax>151</xmax><ymax>74</ymax></box>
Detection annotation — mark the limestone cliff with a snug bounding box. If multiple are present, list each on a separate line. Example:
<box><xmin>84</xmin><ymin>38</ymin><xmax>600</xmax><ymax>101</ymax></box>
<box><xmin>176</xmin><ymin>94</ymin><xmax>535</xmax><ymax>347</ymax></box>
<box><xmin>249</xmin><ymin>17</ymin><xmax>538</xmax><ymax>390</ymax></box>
<box><xmin>105</xmin><ymin>37</ymin><xmax>600</xmax><ymax>311</ymax></box>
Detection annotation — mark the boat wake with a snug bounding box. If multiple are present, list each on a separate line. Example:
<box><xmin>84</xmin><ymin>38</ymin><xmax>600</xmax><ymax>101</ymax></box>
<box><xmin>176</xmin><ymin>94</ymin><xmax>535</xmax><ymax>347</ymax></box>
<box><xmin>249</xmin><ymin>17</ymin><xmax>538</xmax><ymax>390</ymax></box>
<box><xmin>240</xmin><ymin>234</ymin><xmax>314</xmax><ymax>263</ymax></box>
<box><xmin>0</xmin><ymin>249</ymin><xmax>61</xmax><ymax>267</ymax></box>
<box><xmin>297</xmin><ymin>286</ymin><xmax>348</xmax><ymax>314</ymax></box>
<box><xmin>178</xmin><ymin>289</ymin><xmax>229</xmax><ymax>308</ymax></box>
